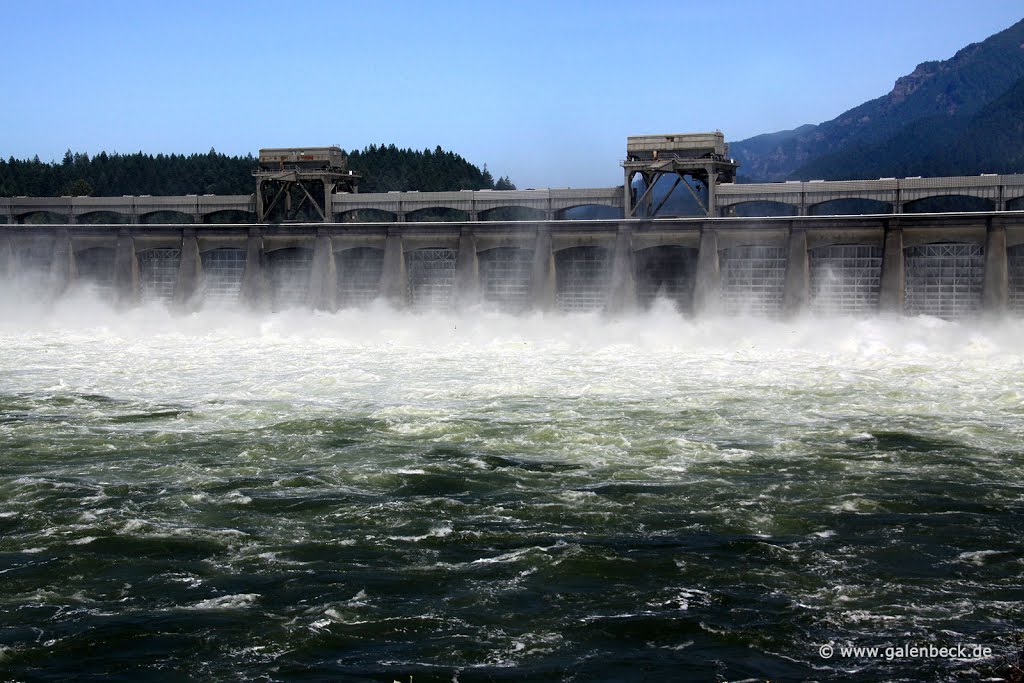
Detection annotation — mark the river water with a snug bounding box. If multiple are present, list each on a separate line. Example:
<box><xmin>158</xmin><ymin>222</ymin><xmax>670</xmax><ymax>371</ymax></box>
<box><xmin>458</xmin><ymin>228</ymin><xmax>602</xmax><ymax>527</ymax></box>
<box><xmin>0</xmin><ymin>291</ymin><xmax>1022</xmax><ymax>682</ymax></box>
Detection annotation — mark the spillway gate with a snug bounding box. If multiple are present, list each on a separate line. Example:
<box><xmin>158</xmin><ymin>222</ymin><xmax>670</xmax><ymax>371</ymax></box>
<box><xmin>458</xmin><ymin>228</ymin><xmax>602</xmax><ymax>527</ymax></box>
<box><xmin>2</xmin><ymin>213</ymin><xmax>1024</xmax><ymax>319</ymax></box>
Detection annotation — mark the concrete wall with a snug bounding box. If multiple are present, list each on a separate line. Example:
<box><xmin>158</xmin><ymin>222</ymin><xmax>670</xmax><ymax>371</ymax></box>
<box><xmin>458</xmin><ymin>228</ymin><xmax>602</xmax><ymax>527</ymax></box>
<box><xmin>1</xmin><ymin>212</ymin><xmax>1022</xmax><ymax>317</ymax></box>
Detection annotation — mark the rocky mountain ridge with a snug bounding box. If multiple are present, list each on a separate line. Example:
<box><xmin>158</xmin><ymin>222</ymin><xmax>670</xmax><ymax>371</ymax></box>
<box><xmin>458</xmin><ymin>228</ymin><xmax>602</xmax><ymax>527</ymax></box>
<box><xmin>730</xmin><ymin>18</ymin><xmax>1024</xmax><ymax>181</ymax></box>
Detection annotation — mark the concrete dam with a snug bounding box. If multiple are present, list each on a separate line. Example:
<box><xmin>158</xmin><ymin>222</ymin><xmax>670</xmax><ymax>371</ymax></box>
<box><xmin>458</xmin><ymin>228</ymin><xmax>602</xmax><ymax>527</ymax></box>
<box><xmin>2</xmin><ymin>211</ymin><xmax>1023</xmax><ymax>319</ymax></box>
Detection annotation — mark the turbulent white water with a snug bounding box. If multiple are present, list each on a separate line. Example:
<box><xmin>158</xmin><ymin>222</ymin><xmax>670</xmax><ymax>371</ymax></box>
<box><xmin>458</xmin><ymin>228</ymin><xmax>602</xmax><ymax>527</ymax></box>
<box><xmin>1</xmin><ymin>291</ymin><xmax>1022</xmax><ymax>681</ymax></box>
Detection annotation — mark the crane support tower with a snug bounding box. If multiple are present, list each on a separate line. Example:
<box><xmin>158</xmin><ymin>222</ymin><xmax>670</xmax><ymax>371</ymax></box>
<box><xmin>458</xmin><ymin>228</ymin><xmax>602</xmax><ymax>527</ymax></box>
<box><xmin>254</xmin><ymin>147</ymin><xmax>360</xmax><ymax>222</ymax></box>
<box><xmin>622</xmin><ymin>132</ymin><xmax>739</xmax><ymax>218</ymax></box>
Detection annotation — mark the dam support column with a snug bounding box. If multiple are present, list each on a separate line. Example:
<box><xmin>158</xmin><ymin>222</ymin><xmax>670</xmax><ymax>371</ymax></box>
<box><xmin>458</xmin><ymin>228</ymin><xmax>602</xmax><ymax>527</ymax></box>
<box><xmin>323</xmin><ymin>185</ymin><xmax>334</xmax><ymax>224</ymax></box>
<box><xmin>982</xmin><ymin>217</ymin><xmax>1008</xmax><ymax>314</ymax></box>
<box><xmin>379</xmin><ymin>230</ymin><xmax>407</xmax><ymax>307</ymax></box>
<box><xmin>878</xmin><ymin>221</ymin><xmax>904</xmax><ymax>314</ymax></box>
<box><xmin>50</xmin><ymin>229</ymin><xmax>75</xmax><ymax>297</ymax></box>
<box><xmin>113</xmin><ymin>229</ymin><xmax>139</xmax><ymax>307</ymax></box>
<box><xmin>706</xmin><ymin>165</ymin><xmax>717</xmax><ymax>218</ymax></box>
<box><xmin>454</xmin><ymin>229</ymin><xmax>479</xmax><ymax>310</ymax></box>
<box><xmin>0</xmin><ymin>233</ymin><xmax>13</xmax><ymax>280</ymax></box>
<box><xmin>692</xmin><ymin>226</ymin><xmax>720</xmax><ymax>314</ymax></box>
<box><xmin>606</xmin><ymin>225</ymin><xmax>636</xmax><ymax>313</ymax></box>
<box><xmin>528</xmin><ymin>227</ymin><xmax>555</xmax><ymax>310</ymax></box>
<box><xmin>308</xmin><ymin>229</ymin><xmax>337</xmax><ymax>311</ymax></box>
<box><xmin>782</xmin><ymin>227</ymin><xmax>809</xmax><ymax>315</ymax></box>
<box><xmin>240</xmin><ymin>227</ymin><xmax>267</xmax><ymax>309</ymax></box>
<box><xmin>174</xmin><ymin>228</ymin><xmax>202</xmax><ymax>309</ymax></box>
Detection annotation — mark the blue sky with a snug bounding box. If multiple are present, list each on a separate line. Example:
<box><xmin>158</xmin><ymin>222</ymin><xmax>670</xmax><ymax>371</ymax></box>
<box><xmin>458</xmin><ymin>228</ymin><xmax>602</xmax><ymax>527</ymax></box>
<box><xmin>3</xmin><ymin>1</ymin><xmax>1021</xmax><ymax>187</ymax></box>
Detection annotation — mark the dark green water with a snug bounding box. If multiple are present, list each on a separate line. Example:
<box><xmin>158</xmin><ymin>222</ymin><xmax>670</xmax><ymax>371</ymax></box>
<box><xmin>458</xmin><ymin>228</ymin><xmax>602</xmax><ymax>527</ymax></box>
<box><xmin>1</xmin><ymin>301</ymin><xmax>1022</xmax><ymax>681</ymax></box>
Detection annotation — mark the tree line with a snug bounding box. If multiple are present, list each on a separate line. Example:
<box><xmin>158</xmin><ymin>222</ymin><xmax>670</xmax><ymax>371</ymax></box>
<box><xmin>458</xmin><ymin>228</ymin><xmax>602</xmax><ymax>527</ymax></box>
<box><xmin>0</xmin><ymin>145</ymin><xmax>515</xmax><ymax>197</ymax></box>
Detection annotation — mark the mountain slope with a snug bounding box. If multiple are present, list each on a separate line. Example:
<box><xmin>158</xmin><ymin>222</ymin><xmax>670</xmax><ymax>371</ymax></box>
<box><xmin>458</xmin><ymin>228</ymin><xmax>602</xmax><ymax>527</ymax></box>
<box><xmin>730</xmin><ymin>18</ymin><xmax>1024</xmax><ymax>181</ymax></box>
<box><xmin>793</xmin><ymin>74</ymin><xmax>1024</xmax><ymax>179</ymax></box>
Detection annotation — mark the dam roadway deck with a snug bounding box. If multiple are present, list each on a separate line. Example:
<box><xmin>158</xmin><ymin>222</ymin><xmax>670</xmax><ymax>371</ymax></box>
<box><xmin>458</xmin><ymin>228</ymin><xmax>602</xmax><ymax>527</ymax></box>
<box><xmin>3</xmin><ymin>174</ymin><xmax>1024</xmax><ymax>223</ymax></box>
<box><xmin>2</xmin><ymin>212</ymin><xmax>1024</xmax><ymax>319</ymax></box>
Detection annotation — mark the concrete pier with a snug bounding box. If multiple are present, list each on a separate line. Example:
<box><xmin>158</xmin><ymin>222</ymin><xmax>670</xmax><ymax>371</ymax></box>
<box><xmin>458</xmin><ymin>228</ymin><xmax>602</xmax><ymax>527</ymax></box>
<box><xmin>454</xmin><ymin>230</ymin><xmax>479</xmax><ymax>310</ymax></box>
<box><xmin>878</xmin><ymin>222</ymin><xmax>905</xmax><ymax>313</ymax></box>
<box><xmin>606</xmin><ymin>226</ymin><xmax>636</xmax><ymax>313</ymax></box>
<box><xmin>113</xmin><ymin>229</ymin><xmax>139</xmax><ymax>307</ymax></box>
<box><xmin>379</xmin><ymin>231</ymin><xmax>406</xmax><ymax>306</ymax></box>
<box><xmin>307</xmin><ymin>229</ymin><xmax>337</xmax><ymax>311</ymax></box>
<box><xmin>0</xmin><ymin>234</ymin><xmax>12</xmax><ymax>281</ymax></box>
<box><xmin>240</xmin><ymin>227</ymin><xmax>266</xmax><ymax>308</ymax></box>
<box><xmin>982</xmin><ymin>218</ymin><xmax>1008</xmax><ymax>313</ymax></box>
<box><xmin>528</xmin><ymin>227</ymin><xmax>555</xmax><ymax>310</ymax></box>
<box><xmin>50</xmin><ymin>230</ymin><xmax>75</xmax><ymax>297</ymax></box>
<box><xmin>174</xmin><ymin>229</ymin><xmax>202</xmax><ymax>308</ymax></box>
<box><xmin>782</xmin><ymin>228</ymin><xmax>809</xmax><ymax>315</ymax></box>
<box><xmin>692</xmin><ymin>226</ymin><xmax>720</xmax><ymax>314</ymax></box>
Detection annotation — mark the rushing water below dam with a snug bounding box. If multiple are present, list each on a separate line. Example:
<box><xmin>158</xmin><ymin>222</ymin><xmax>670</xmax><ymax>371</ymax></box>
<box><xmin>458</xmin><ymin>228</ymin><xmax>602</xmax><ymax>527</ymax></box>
<box><xmin>0</xmin><ymin>291</ymin><xmax>1022</xmax><ymax>682</ymax></box>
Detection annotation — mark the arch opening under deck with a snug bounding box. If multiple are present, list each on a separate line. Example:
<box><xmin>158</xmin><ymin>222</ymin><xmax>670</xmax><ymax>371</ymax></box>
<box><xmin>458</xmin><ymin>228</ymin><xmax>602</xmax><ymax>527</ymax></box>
<box><xmin>903</xmin><ymin>195</ymin><xmax>994</xmax><ymax>213</ymax></box>
<box><xmin>727</xmin><ymin>200</ymin><xmax>799</xmax><ymax>217</ymax></box>
<box><xmin>76</xmin><ymin>211</ymin><xmax>130</xmax><ymax>225</ymax></box>
<box><xmin>405</xmin><ymin>207</ymin><xmax>470</xmax><ymax>222</ymax></box>
<box><xmin>203</xmin><ymin>209</ymin><xmax>258</xmax><ymax>224</ymax></box>
<box><xmin>17</xmin><ymin>211</ymin><xmax>69</xmax><ymax>225</ymax></box>
<box><xmin>139</xmin><ymin>211</ymin><xmax>194</xmax><ymax>224</ymax></box>
<box><xmin>479</xmin><ymin>206</ymin><xmax>548</xmax><ymax>222</ymax></box>
<box><xmin>809</xmin><ymin>199</ymin><xmax>892</xmax><ymax>216</ymax></box>
<box><xmin>559</xmin><ymin>205</ymin><xmax>622</xmax><ymax>220</ymax></box>
<box><xmin>337</xmin><ymin>208</ymin><xmax>398</xmax><ymax>223</ymax></box>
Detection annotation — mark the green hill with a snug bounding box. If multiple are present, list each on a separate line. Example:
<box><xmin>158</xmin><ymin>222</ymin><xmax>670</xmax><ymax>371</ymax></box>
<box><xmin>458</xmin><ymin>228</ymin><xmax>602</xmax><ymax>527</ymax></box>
<box><xmin>730</xmin><ymin>18</ymin><xmax>1024</xmax><ymax>181</ymax></box>
<box><xmin>0</xmin><ymin>145</ymin><xmax>513</xmax><ymax>198</ymax></box>
<box><xmin>793</xmin><ymin>75</ymin><xmax>1024</xmax><ymax>179</ymax></box>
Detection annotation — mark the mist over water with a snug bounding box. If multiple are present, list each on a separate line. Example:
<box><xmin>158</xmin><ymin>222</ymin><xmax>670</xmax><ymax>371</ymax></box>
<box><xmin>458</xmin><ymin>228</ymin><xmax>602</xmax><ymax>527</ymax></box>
<box><xmin>1</xmin><ymin>289</ymin><xmax>1023</xmax><ymax>681</ymax></box>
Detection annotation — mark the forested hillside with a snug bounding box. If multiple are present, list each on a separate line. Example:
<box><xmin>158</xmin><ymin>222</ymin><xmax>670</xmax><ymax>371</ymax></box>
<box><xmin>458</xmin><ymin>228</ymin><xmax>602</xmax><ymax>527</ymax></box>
<box><xmin>348</xmin><ymin>145</ymin><xmax>513</xmax><ymax>193</ymax></box>
<box><xmin>0</xmin><ymin>145</ymin><xmax>514</xmax><ymax>197</ymax></box>
<box><xmin>730</xmin><ymin>18</ymin><xmax>1024</xmax><ymax>181</ymax></box>
<box><xmin>794</xmin><ymin>75</ymin><xmax>1024</xmax><ymax>179</ymax></box>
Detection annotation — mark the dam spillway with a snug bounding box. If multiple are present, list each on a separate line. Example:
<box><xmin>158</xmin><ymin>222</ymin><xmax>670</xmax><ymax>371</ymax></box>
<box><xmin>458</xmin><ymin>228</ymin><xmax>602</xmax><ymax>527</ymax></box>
<box><xmin>199</xmin><ymin>247</ymin><xmax>246</xmax><ymax>305</ymax></box>
<box><xmin>2</xmin><ymin>212</ymin><xmax>1024</xmax><ymax>318</ymax></box>
<box><xmin>478</xmin><ymin>246</ymin><xmax>533</xmax><ymax>312</ymax></box>
<box><xmin>808</xmin><ymin>244</ymin><xmax>883</xmax><ymax>315</ymax></box>
<box><xmin>718</xmin><ymin>245</ymin><xmax>787</xmax><ymax>316</ymax></box>
<box><xmin>4</xmin><ymin>215</ymin><xmax>1024</xmax><ymax>681</ymax></box>
<box><xmin>138</xmin><ymin>247</ymin><xmax>181</xmax><ymax>302</ymax></box>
